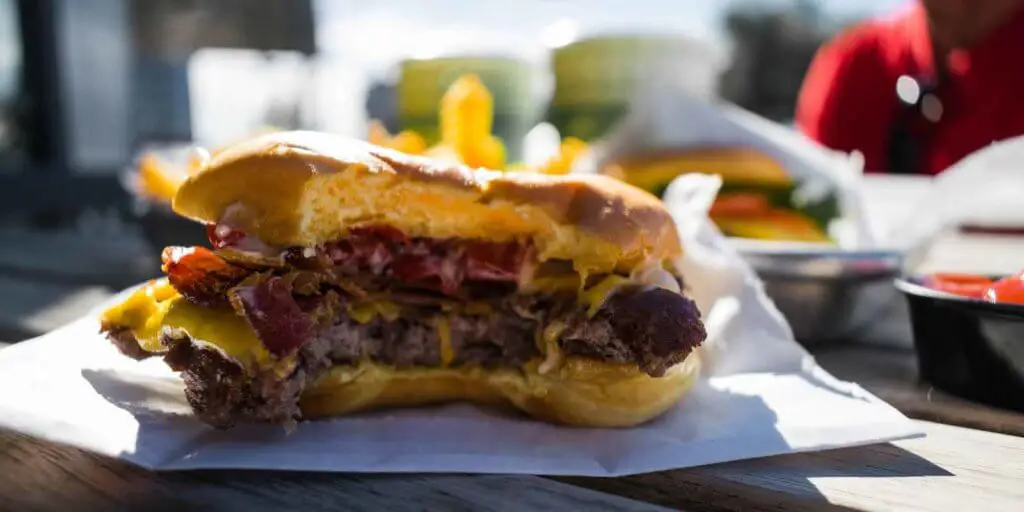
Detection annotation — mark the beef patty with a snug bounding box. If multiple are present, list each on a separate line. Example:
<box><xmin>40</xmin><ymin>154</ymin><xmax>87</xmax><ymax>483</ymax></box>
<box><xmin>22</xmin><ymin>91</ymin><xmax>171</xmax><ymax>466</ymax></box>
<box><xmin>113</xmin><ymin>286</ymin><xmax>705</xmax><ymax>428</ymax></box>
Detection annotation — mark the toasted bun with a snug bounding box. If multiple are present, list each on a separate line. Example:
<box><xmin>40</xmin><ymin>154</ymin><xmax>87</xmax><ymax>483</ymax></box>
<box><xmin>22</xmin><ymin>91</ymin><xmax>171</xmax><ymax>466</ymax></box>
<box><xmin>300</xmin><ymin>353</ymin><xmax>701</xmax><ymax>427</ymax></box>
<box><xmin>172</xmin><ymin>131</ymin><xmax>681</xmax><ymax>274</ymax></box>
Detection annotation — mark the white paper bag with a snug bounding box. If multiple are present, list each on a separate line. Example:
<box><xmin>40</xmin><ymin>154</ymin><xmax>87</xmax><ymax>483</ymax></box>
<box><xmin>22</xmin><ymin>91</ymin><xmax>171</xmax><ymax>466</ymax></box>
<box><xmin>888</xmin><ymin>135</ymin><xmax>1024</xmax><ymax>249</ymax></box>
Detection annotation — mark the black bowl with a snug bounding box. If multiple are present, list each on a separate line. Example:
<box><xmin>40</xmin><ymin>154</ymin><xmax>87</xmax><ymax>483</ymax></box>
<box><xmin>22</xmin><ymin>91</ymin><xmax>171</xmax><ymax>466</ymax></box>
<box><xmin>895</xmin><ymin>276</ymin><xmax>1024</xmax><ymax>413</ymax></box>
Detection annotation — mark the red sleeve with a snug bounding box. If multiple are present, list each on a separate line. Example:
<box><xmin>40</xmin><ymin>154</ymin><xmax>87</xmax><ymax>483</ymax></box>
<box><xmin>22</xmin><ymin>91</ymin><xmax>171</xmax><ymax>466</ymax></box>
<box><xmin>796</xmin><ymin>26</ymin><xmax>892</xmax><ymax>172</ymax></box>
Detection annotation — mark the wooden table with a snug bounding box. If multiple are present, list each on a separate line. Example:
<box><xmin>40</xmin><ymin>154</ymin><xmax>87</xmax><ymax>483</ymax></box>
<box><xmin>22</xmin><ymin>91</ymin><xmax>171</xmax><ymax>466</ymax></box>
<box><xmin>0</xmin><ymin>224</ymin><xmax>1022</xmax><ymax>511</ymax></box>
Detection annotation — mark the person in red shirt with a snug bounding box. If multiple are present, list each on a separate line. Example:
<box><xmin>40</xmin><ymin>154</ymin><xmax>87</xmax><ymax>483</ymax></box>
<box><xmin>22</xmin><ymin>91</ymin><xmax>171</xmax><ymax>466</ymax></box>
<box><xmin>796</xmin><ymin>0</ymin><xmax>1024</xmax><ymax>175</ymax></box>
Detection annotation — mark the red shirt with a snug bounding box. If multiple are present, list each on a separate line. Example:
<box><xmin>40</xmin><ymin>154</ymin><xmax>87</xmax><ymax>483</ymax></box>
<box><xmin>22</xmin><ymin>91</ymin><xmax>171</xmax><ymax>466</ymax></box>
<box><xmin>796</xmin><ymin>2</ymin><xmax>1024</xmax><ymax>175</ymax></box>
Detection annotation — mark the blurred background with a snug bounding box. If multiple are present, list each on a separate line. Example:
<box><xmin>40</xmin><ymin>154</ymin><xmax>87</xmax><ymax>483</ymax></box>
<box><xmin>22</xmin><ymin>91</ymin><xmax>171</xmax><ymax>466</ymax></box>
<box><xmin>0</xmin><ymin>0</ymin><xmax>905</xmax><ymax>208</ymax></box>
<box><xmin>0</xmin><ymin>0</ymin><xmax>907</xmax><ymax>340</ymax></box>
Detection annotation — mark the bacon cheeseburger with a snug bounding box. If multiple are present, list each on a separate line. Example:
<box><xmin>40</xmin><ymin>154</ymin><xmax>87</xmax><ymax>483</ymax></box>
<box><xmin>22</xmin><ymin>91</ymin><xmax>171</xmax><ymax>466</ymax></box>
<box><xmin>100</xmin><ymin>131</ymin><xmax>707</xmax><ymax>429</ymax></box>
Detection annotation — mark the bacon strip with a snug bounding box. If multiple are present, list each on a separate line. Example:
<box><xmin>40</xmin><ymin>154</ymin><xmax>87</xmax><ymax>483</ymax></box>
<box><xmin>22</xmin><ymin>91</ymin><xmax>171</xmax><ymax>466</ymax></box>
<box><xmin>391</xmin><ymin>251</ymin><xmax>465</xmax><ymax>295</ymax></box>
<box><xmin>162</xmin><ymin>246</ymin><xmax>249</xmax><ymax>307</ymax></box>
<box><xmin>464</xmin><ymin>241</ymin><xmax>528</xmax><ymax>282</ymax></box>
<box><xmin>204</xmin><ymin>222</ymin><xmax>532</xmax><ymax>297</ymax></box>
<box><xmin>230</xmin><ymin>277</ymin><xmax>314</xmax><ymax>357</ymax></box>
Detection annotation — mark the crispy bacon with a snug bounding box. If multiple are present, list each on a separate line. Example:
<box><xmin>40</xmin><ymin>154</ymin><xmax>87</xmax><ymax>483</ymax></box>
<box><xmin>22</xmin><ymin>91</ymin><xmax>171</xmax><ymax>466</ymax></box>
<box><xmin>230</xmin><ymin>277</ymin><xmax>314</xmax><ymax>357</ymax></box>
<box><xmin>325</xmin><ymin>238</ymin><xmax>392</xmax><ymax>274</ymax></box>
<box><xmin>204</xmin><ymin>222</ymin><xmax>531</xmax><ymax>296</ymax></box>
<box><xmin>279</xmin><ymin>270</ymin><xmax>325</xmax><ymax>296</ymax></box>
<box><xmin>162</xmin><ymin>246</ymin><xmax>249</xmax><ymax>307</ymax></box>
<box><xmin>391</xmin><ymin>252</ymin><xmax>465</xmax><ymax>296</ymax></box>
<box><xmin>281</xmin><ymin>247</ymin><xmax>332</xmax><ymax>271</ymax></box>
<box><xmin>464</xmin><ymin>241</ymin><xmax>527</xmax><ymax>282</ymax></box>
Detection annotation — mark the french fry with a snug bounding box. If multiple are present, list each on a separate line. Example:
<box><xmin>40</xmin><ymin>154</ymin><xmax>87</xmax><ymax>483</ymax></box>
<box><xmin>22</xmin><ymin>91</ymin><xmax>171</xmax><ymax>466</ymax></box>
<box><xmin>137</xmin><ymin>153</ymin><xmax>187</xmax><ymax>204</ymax></box>
<box><xmin>366</xmin><ymin>73</ymin><xmax>512</xmax><ymax>170</ymax></box>
<box><xmin>367</xmin><ymin>119</ymin><xmax>392</xmax><ymax>147</ymax></box>
<box><xmin>440</xmin><ymin>75</ymin><xmax>492</xmax><ymax>147</ymax></box>
<box><xmin>367</xmin><ymin>119</ymin><xmax>428</xmax><ymax>155</ymax></box>
<box><xmin>472</xmin><ymin>135</ymin><xmax>507</xmax><ymax>171</ymax></box>
<box><xmin>439</xmin><ymin>74</ymin><xmax>506</xmax><ymax>169</ymax></box>
<box><xmin>534</xmin><ymin>137</ymin><xmax>589</xmax><ymax>175</ymax></box>
<box><xmin>389</xmin><ymin>130</ymin><xmax>428</xmax><ymax>155</ymax></box>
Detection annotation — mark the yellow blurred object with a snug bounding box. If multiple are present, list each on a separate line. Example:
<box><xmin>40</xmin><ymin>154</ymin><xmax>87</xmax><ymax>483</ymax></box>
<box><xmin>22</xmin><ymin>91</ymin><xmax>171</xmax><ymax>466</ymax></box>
<box><xmin>137</xmin><ymin>153</ymin><xmax>187</xmax><ymax>204</ymax></box>
<box><xmin>713</xmin><ymin>211</ymin><xmax>831</xmax><ymax>243</ymax></box>
<box><xmin>367</xmin><ymin>119</ymin><xmax>429</xmax><ymax>156</ymax></box>
<box><xmin>365</xmin><ymin>74</ymin><xmax>511</xmax><ymax>170</ymax></box>
<box><xmin>504</xmin><ymin>163</ymin><xmax>533</xmax><ymax>173</ymax></box>
<box><xmin>605</xmin><ymin>148</ymin><xmax>792</xmax><ymax>192</ymax></box>
<box><xmin>367</xmin><ymin>119</ymin><xmax>391</xmax><ymax>147</ymax></box>
<box><xmin>389</xmin><ymin>130</ymin><xmax>428</xmax><ymax>155</ymax></box>
<box><xmin>536</xmin><ymin>137</ymin><xmax>589</xmax><ymax>175</ymax></box>
<box><xmin>440</xmin><ymin>74</ymin><xmax>492</xmax><ymax>147</ymax></box>
<box><xmin>451</xmin><ymin>134</ymin><xmax>504</xmax><ymax>170</ymax></box>
<box><xmin>439</xmin><ymin>74</ymin><xmax>506</xmax><ymax>169</ymax></box>
<box><xmin>186</xmin><ymin>148</ymin><xmax>210</xmax><ymax>173</ymax></box>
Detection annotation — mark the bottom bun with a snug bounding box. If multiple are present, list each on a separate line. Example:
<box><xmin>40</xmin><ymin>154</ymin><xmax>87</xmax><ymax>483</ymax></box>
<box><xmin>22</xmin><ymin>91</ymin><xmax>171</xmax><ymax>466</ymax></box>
<box><xmin>299</xmin><ymin>352</ymin><xmax>701</xmax><ymax>428</ymax></box>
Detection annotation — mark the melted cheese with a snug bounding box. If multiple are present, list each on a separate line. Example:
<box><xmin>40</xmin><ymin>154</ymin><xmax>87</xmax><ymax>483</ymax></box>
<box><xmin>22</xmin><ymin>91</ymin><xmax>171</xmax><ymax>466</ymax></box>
<box><xmin>461</xmin><ymin>302</ymin><xmax>493</xmax><ymax>316</ymax></box>
<box><xmin>579</xmin><ymin>275</ymin><xmax>631</xmax><ymax>317</ymax></box>
<box><xmin>100</xmin><ymin>279</ymin><xmax>271</xmax><ymax>364</ymax></box>
<box><xmin>524</xmin><ymin>275</ymin><xmax>583</xmax><ymax>294</ymax></box>
<box><xmin>524</xmin><ymin>270</ymin><xmax>633</xmax><ymax>318</ymax></box>
<box><xmin>346</xmin><ymin>300</ymin><xmax>400</xmax><ymax>324</ymax></box>
<box><xmin>537</xmin><ymin>321</ymin><xmax>567</xmax><ymax>375</ymax></box>
<box><xmin>435</xmin><ymin>316</ymin><xmax>454</xmax><ymax>366</ymax></box>
<box><xmin>100</xmin><ymin>279</ymin><xmax>178</xmax><ymax>353</ymax></box>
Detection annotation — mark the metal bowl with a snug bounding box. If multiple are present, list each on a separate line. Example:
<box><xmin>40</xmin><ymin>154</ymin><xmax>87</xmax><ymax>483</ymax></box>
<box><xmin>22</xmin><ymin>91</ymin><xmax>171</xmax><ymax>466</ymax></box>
<box><xmin>734</xmin><ymin>240</ymin><xmax>904</xmax><ymax>346</ymax></box>
<box><xmin>896</xmin><ymin>276</ymin><xmax>1024</xmax><ymax>413</ymax></box>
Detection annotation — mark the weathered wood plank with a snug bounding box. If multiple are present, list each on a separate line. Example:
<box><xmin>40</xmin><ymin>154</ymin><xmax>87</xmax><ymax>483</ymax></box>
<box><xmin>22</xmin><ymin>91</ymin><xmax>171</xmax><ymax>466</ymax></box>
<box><xmin>557</xmin><ymin>421</ymin><xmax>1024</xmax><ymax>512</ymax></box>
<box><xmin>0</xmin><ymin>431</ymin><xmax>673</xmax><ymax>512</ymax></box>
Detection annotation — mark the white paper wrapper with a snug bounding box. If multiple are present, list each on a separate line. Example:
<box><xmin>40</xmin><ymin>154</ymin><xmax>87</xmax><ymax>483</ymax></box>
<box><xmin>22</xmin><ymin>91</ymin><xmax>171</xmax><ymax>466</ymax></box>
<box><xmin>886</xmin><ymin>135</ymin><xmax>1024</xmax><ymax>249</ymax></box>
<box><xmin>0</xmin><ymin>177</ymin><xmax>919</xmax><ymax>476</ymax></box>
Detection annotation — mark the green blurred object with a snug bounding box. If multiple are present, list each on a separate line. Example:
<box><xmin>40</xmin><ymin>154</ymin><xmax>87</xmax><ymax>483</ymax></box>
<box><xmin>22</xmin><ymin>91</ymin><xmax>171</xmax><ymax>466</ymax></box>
<box><xmin>397</xmin><ymin>57</ymin><xmax>534</xmax><ymax>161</ymax></box>
<box><xmin>547</xmin><ymin>35</ymin><xmax>721</xmax><ymax>142</ymax></box>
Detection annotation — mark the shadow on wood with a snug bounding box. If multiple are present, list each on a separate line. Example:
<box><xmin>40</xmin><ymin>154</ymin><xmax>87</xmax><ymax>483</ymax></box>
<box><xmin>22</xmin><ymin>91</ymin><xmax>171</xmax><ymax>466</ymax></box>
<box><xmin>0</xmin><ymin>431</ymin><xmax>668</xmax><ymax>512</ymax></box>
<box><xmin>557</xmin><ymin>442</ymin><xmax>951</xmax><ymax>512</ymax></box>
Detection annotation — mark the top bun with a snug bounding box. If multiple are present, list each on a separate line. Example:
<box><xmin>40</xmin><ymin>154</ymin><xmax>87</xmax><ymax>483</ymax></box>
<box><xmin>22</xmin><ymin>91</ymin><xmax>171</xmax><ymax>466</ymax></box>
<box><xmin>173</xmin><ymin>131</ymin><xmax>681</xmax><ymax>274</ymax></box>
